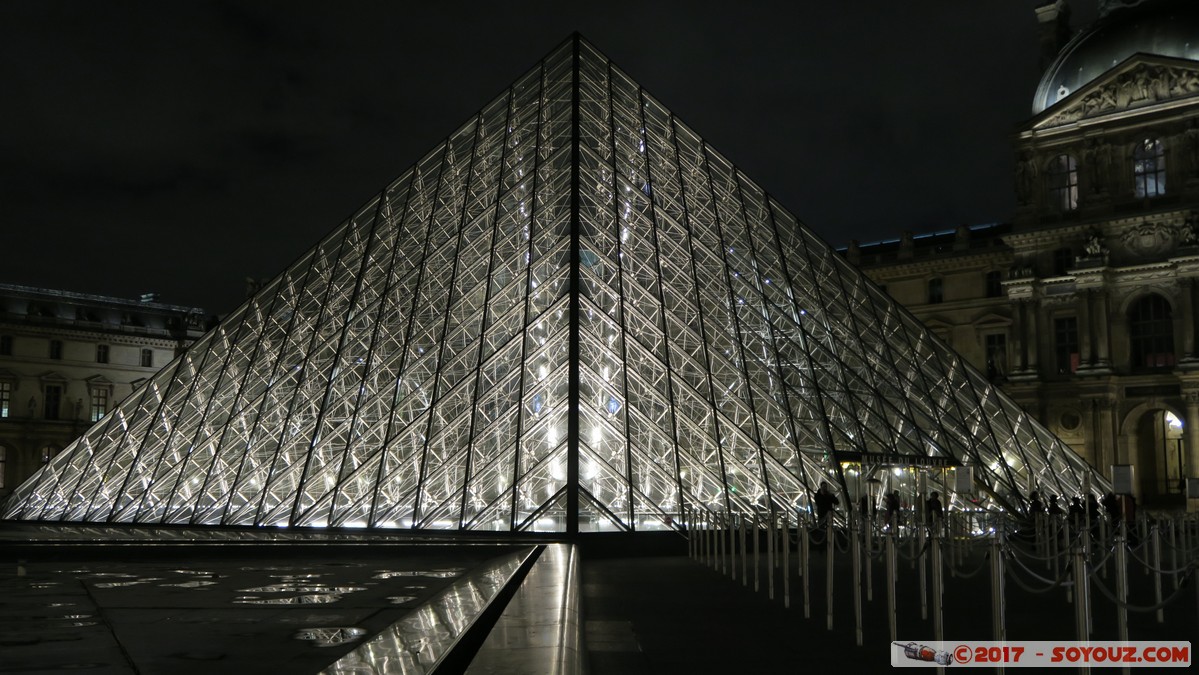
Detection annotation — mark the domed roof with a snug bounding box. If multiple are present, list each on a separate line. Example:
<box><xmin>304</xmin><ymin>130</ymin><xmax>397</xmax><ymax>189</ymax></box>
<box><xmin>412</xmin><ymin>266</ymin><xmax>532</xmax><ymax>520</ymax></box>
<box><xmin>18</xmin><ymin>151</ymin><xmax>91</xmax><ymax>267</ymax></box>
<box><xmin>1033</xmin><ymin>0</ymin><xmax>1199</xmax><ymax>115</ymax></box>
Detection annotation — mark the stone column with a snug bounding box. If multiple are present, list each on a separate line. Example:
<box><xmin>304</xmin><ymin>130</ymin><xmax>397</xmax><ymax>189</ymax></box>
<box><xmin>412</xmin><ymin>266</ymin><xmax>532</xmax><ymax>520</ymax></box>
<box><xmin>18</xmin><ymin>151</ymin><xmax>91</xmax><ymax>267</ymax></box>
<box><xmin>1077</xmin><ymin>290</ymin><xmax>1093</xmax><ymax>367</ymax></box>
<box><xmin>1098</xmin><ymin>397</ymin><xmax>1119</xmax><ymax>473</ymax></box>
<box><xmin>1185</xmin><ymin>390</ymin><xmax>1199</xmax><ymax>480</ymax></box>
<box><xmin>1180</xmin><ymin>279</ymin><xmax>1196</xmax><ymax>361</ymax></box>
<box><xmin>1094</xmin><ymin>289</ymin><xmax>1111</xmax><ymax>367</ymax></box>
<box><xmin>1027</xmin><ymin>301</ymin><xmax>1040</xmax><ymax>374</ymax></box>
<box><xmin>1012</xmin><ymin>299</ymin><xmax>1027</xmax><ymax>372</ymax></box>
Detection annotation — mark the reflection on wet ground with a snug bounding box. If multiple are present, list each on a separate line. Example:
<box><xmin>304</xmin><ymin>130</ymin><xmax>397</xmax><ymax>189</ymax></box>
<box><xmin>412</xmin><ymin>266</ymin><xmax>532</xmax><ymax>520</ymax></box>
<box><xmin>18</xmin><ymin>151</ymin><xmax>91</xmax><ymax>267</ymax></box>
<box><xmin>0</xmin><ymin>545</ymin><xmax>529</xmax><ymax>675</ymax></box>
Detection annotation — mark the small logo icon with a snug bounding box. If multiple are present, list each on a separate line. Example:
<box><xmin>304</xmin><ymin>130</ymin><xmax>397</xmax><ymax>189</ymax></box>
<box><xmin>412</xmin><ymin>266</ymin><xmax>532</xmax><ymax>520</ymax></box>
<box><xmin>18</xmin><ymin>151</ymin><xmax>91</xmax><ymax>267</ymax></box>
<box><xmin>895</xmin><ymin>642</ymin><xmax>954</xmax><ymax>666</ymax></box>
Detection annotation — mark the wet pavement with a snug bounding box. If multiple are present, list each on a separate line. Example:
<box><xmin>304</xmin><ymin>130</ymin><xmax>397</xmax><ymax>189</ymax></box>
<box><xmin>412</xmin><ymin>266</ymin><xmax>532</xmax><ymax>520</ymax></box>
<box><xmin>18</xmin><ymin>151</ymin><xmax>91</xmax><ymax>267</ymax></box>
<box><xmin>1</xmin><ymin>529</ymin><xmax>1195</xmax><ymax>674</ymax></box>
<box><xmin>0</xmin><ymin>546</ymin><xmax>526</xmax><ymax>674</ymax></box>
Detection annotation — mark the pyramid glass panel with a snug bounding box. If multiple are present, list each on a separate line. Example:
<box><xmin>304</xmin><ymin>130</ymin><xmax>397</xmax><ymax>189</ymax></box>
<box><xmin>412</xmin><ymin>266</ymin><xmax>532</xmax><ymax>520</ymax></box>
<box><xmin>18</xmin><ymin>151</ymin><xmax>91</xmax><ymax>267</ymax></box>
<box><xmin>1</xmin><ymin>36</ymin><xmax>1108</xmax><ymax>532</ymax></box>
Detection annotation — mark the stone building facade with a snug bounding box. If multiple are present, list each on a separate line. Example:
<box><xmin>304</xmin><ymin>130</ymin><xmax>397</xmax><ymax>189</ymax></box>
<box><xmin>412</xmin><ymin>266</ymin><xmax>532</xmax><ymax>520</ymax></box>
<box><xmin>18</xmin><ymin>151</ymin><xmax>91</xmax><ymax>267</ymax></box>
<box><xmin>848</xmin><ymin>0</ymin><xmax>1199</xmax><ymax>505</ymax></box>
<box><xmin>0</xmin><ymin>284</ymin><xmax>206</xmax><ymax>498</ymax></box>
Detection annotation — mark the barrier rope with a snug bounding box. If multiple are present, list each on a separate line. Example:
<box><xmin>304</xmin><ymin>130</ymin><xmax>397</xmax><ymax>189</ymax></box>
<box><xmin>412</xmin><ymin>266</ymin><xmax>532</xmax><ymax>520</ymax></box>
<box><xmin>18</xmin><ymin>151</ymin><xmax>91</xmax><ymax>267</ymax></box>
<box><xmin>1089</xmin><ymin>567</ymin><xmax>1199</xmax><ymax>613</ymax></box>
<box><xmin>1003</xmin><ymin>545</ymin><xmax>1073</xmax><ymax>592</ymax></box>
<box><xmin>947</xmin><ymin>550</ymin><xmax>992</xmax><ymax>579</ymax></box>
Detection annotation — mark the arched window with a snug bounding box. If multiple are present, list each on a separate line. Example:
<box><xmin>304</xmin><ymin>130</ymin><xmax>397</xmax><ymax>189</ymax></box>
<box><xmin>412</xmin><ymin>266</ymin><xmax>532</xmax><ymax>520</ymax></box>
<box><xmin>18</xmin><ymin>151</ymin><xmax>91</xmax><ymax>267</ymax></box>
<box><xmin>1047</xmin><ymin>154</ymin><xmax>1078</xmax><ymax>211</ymax></box>
<box><xmin>1129</xmin><ymin>294</ymin><xmax>1175</xmax><ymax>369</ymax></box>
<box><xmin>928</xmin><ymin>278</ymin><xmax>943</xmax><ymax>304</ymax></box>
<box><xmin>1133</xmin><ymin>138</ymin><xmax>1166</xmax><ymax>198</ymax></box>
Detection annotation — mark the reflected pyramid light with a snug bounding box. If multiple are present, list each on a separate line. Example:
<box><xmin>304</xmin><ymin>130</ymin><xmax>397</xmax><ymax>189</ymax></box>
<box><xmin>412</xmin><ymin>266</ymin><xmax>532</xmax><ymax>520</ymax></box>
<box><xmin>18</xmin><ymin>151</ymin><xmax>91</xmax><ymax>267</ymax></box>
<box><xmin>1</xmin><ymin>35</ymin><xmax>1108</xmax><ymax>533</ymax></box>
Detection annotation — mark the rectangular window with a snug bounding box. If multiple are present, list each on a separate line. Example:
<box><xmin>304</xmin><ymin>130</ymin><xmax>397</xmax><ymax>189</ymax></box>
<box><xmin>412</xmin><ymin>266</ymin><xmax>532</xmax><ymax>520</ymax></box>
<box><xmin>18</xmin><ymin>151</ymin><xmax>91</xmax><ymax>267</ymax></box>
<box><xmin>985</xmin><ymin>271</ymin><xmax>1003</xmax><ymax>298</ymax></box>
<box><xmin>928</xmin><ymin>278</ymin><xmax>943</xmax><ymax>304</ymax></box>
<box><xmin>44</xmin><ymin>385</ymin><xmax>61</xmax><ymax>420</ymax></box>
<box><xmin>1055</xmin><ymin>317</ymin><xmax>1080</xmax><ymax>374</ymax></box>
<box><xmin>140</xmin><ymin>349</ymin><xmax>153</xmax><ymax>368</ymax></box>
<box><xmin>1053</xmin><ymin>248</ymin><xmax>1074</xmax><ymax>275</ymax></box>
<box><xmin>90</xmin><ymin>386</ymin><xmax>109</xmax><ymax>422</ymax></box>
<box><xmin>49</xmin><ymin>339</ymin><xmax>62</xmax><ymax>360</ymax></box>
<box><xmin>96</xmin><ymin>344</ymin><xmax>109</xmax><ymax>364</ymax></box>
<box><xmin>984</xmin><ymin>333</ymin><xmax>1007</xmax><ymax>380</ymax></box>
<box><xmin>0</xmin><ymin>335</ymin><xmax>11</xmax><ymax>356</ymax></box>
<box><xmin>0</xmin><ymin>381</ymin><xmax>10</xmax><ymax>418</ymax></box>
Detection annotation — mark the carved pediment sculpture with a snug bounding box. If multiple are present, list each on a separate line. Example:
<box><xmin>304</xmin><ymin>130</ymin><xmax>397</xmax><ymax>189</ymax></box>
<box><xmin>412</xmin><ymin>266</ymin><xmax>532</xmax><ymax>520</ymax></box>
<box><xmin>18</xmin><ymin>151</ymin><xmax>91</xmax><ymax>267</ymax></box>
<box><xmin>1120</xmin><ymin>220</ymin><xmax>1176</xmax><ymax>259</ymax></box>
<box><xmin>1036</xmin><ymin>56</ymin><xmax>1199</xmax><ymax>129</ymax></box>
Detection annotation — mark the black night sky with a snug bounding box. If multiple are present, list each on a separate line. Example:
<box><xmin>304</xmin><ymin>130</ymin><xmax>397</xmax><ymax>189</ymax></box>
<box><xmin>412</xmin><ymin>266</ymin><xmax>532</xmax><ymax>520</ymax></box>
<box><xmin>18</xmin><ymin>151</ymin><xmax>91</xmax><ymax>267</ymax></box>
<box><xmin>0</xmin><ymin>1</ymin><xmax>1100</xmax><ymax>315</ymax></box>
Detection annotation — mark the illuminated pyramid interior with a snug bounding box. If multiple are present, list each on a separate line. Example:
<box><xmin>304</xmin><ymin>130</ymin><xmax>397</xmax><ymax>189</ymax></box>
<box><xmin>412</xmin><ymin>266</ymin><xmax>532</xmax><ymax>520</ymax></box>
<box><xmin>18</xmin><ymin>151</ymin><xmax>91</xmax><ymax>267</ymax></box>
<box><xmin>2</xmin><ymin>36</ymin><xmax>1105</xmax><ymax>533</ymax></box>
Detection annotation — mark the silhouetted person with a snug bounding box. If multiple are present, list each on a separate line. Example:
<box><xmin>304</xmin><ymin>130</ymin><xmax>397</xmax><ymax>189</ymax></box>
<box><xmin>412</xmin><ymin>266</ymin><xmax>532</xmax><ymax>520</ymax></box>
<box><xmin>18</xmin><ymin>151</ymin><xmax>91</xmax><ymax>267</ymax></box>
<box><xmin>1101</xmin><ymin>492</ymin><xmax>1120</xmax><ymax>521</ymax></box>
<box><xmin>1047</xmin><ymin>494</ymin><xmax>1064</xmax><ymax>516</ymax></box>
<box><xmin>1086</xmin><ymin>494</ymin><xmax>1101</xmax><ymax>522</ymax></box>
<box><xmin>883</xmin><ymin>490</ymin><xmax>901</xmax><ymax>529</ymax></box>
<box><xmin>1068</xmin><ymin>496</ymin><xmax>1084</xmax><ymax>527</ymax></box>
<box><xmin>1029</xmin><ymin>490</ymin><xmax>1045</xmax><ymax>516</ymax></box>
<box><xmin>814</xmin><ymin>482</ymin><xmax>838</xmax><ymax>523</ymax></box>
<box><xmin>925</xmin><ymin>491</ymin><xmax>944</xmax><ymax>525</ymax></box>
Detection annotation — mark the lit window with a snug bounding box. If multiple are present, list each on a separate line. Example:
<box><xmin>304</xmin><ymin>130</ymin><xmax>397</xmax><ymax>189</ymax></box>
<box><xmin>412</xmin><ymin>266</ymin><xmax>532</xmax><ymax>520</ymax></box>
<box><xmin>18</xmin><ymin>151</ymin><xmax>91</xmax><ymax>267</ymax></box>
<box><xmin>0</xmin><ymin>335</ymin><xmax>11</xmax><ymax>356</ymax></box>
<box><xmin>90</xmin><ymin>386</ymin><xmax>109</xmax><ymax>422</ymax></box>
<box><xmin>1054</xmin><ymin>317</ymin><xmax>1079</xmax><ymax>374</ymax></box>
<box><xmin>141</xmin><ymin>349</ymin><xmax>153</xmax><ymax>368</ymax></box>
<box><xmin>96</xmin><ymin>344</ymin><xmax>109</xmax><ymax>364</ymax></box>
<box><xmin>49</xmin><ymin>340</ymin><xmax>62</xmax><ymax>360</ymax></box>
<box><xmin>40</xmin><ymin>446</ymin><xmax>56</xmax><ymax>464</ymax></box>
<box><xmin>0</xmin><ymin>381</ymin><xmax>10</xmax><ymax>418</ymax></box>
<box><xmin>985</xmin><ymin>271</ymin><xmax>1003</xmax><ymax>298</ymax></box>
<box><xmin>1133</xmin><ymin>139</ymin><xmax>1166</xmax><ymax>198</ymax></box>
<box><xmin>928</xmin><ymin>278</ymin><xmax>943</xmax><ymax>304</ymax></box>
<box><xmin>1047</xmin><ymin>154</ymin><xmax>1078</xmax><ymax>211</ymax></box>
<box><xmin>1129</xmin><ymin>294</ymin><xmax>1175</xmax><ymax>369</ymax></box>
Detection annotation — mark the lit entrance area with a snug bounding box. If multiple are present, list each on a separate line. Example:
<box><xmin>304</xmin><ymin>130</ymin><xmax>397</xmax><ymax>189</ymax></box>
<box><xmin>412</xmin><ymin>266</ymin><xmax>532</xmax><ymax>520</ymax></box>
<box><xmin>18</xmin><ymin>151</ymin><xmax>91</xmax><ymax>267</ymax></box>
<box><xmin>1132</xmin><ymin>408</ymin><xmax>1185</xmax><ymax>504</ymax></box>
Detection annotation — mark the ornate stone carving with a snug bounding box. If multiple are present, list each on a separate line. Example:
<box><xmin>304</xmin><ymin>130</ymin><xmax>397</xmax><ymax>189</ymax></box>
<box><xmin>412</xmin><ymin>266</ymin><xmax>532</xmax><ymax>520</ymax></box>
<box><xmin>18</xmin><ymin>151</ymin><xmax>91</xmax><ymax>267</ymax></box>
<box><xmin>1015</xmin><ymin>152</ymin><xmax>1038</xmax><ymax>206</ymax></box>
<box><xmin>1184</xmin><ymin>389</ymin><xmax>1199</xmax><ymax>406</ymax></box>
<box><xmin>1041</xmin><ymin>63</ymin><xmax>1199</xmax><ymax>128</ymax></box>
<box><xmin>1180</xmin><ymin>215</ymin><xmax>1199</xmax><ymax>247</ymax></box>
<box><xmin>1083</xmin><ymin>139</ymin><xmax>1111</xmax><ymax>196</ymax></box>
<box><xmin>1121</xmin><ymin>221</ymin><xmax>1175</xmax><ymax>258</ymax></box>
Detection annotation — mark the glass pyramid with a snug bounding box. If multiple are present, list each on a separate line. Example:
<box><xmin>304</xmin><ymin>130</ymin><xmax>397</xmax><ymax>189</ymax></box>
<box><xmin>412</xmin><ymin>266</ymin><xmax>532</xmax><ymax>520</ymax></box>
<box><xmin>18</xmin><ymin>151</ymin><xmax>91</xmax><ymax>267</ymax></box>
<box><xmin>1</xmin><ymin>36</ymin><xmax>1105</xmax><ymax>533</ymax></box>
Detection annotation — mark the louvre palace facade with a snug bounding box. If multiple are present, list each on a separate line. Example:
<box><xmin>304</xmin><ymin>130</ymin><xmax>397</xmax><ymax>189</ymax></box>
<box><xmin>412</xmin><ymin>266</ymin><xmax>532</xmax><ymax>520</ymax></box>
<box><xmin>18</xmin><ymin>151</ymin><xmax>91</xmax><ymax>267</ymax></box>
<box><xmin>848</xmin><ymin>0</ymin><xmax>1199</xmax><ymax>506</ymax></box>
<box><xmin>0</xmin><ymin>284</ymin><xmax>207</xmax><ymax>498</ymax></box>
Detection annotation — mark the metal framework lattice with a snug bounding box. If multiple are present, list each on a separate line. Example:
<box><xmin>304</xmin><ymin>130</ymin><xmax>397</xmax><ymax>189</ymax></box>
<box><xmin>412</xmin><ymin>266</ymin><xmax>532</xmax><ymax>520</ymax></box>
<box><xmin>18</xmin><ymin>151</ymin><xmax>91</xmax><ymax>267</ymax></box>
<box><xmin>1</xmin><ymin>36</ymin><xmax>1105</xmax><ymax>533</ymax></box>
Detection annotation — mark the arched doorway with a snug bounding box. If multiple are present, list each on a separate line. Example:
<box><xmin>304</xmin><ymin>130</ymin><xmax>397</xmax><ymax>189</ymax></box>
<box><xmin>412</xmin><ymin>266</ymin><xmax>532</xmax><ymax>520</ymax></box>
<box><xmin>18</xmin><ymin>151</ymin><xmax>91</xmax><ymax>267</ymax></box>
<box><xmin>1131</xmin><ymin>409</ymin><xmax>1185</xmax><ymax>500</ymax></box>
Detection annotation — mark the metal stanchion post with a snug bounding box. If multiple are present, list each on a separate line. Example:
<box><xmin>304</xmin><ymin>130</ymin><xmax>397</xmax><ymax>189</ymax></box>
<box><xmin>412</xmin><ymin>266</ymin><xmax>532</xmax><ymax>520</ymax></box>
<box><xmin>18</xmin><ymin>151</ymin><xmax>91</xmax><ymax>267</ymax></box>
<box><xmin>931</xmin><ymin>529</ymin><xmax>944</xmax><ymax>648</ymax></box>
<box><xmin>1100</xmin><ymin>515</ymin><xmax>1109</xmax><ymax>579</ymax></box>
<box><xmin>920</xmin><ymin>520</ymin><xmax>928</xmax><ymax>621</ymax></box>
<box><xmin>1074</xmin><ymin>541</ymin><xmax>1090</xmax><ymax>643</ymax></box>
<box><xmin>741</xmin><ymin>513</ymin><xmax>749</xmax><ymax>587</ymax></box>
<box><xmin>768</xmin><ymin>511</ymin><xmax>775</xmax><ymax>600</ymax></box>
<box><xmin>1169</xmin><ymin>518</ymin><xmax>1179</xmax><ymax>591</ymax></box>
<box><xmin>714</xmin><ymin>515</ymin><xmax>724</xmax><ymax>577</ymax></box>
<box><xmin>865</xmin><ymin>504</ymin><xmax>874</xmax><ymax>602</ymax></box>
<box><xmin>991</xmin><ymin>529</ymin><xmax>1005</xmax><ymax>646</ymax></box>
<box><xmin>887</xmin><ymin>531</ymin><xmax>897</xmax><ymax>643</ymax></box>
<box><xmin>753</xmin><ymin>512</ymin><xmax>760</xmax><ymax>592</ymax></box>
<box><xmin>1064</xmin><ymin>518</ymin><xmax>1073</xmax><ymax>604</ymax></box>
<box><xmin>852</xmin><ymin>513</ymin><xmax>863</xmax><ymax>646</ymax></box>
<box><xmin>1152</xmin><ymin>523</ymin><xmax>1163</xmax><ymax>624</ymax></box>
<box><xmin>827</xmin><ymin>514</ymin><xmax>835</xmax><ymax>631</ymax></box>
<box><xmin>1115</xmin><ymin>521</ymin><xmax>1129</xmax><ymax>644</ymax></box>
<box><xmin>802</xmin><ymin>515</ymin><xmax>811</xmax><ymax>619</ymax></box>
<box><xmin>783</xmin><ymin>512</ymin><xmax>791</xmax><ymax>609</ymax></box>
